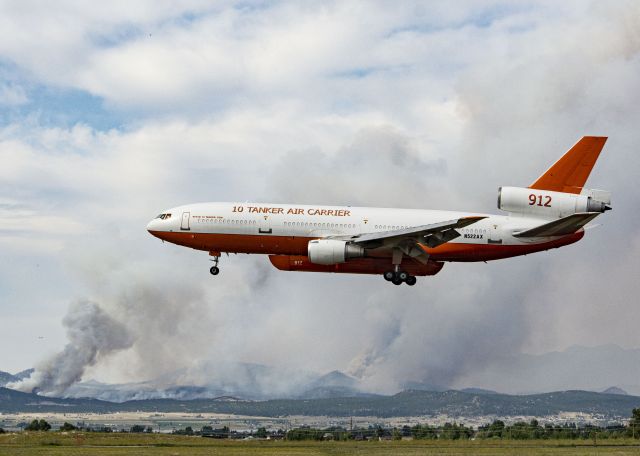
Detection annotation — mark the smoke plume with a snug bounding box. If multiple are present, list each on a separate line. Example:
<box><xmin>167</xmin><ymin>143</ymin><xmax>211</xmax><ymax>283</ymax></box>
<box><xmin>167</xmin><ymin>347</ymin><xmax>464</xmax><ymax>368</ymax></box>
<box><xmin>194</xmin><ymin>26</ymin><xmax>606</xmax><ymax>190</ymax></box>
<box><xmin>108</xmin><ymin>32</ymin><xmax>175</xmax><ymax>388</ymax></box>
<box><xmin>10</xmin><ymin>300</ymin><xmax>134</xmax><ymax>396</ymax></box>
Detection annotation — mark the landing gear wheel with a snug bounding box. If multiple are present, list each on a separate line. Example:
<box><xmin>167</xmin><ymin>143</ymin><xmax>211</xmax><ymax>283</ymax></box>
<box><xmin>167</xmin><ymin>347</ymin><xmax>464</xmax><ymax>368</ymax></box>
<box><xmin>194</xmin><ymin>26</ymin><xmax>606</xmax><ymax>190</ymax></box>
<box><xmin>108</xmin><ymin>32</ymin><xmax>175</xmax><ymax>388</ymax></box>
<box><xmin>398</xmin><ymin>271</ymin><xmax>409</xmax><ymax>282</ymax></box>
<box><xmin>405</xmin><ymin>276</ymin><xmax>417</xmax><ymax>286</ymax></box>
<box><xmin>383</xmin><ymin>271</ymin><xmax>395</xmax><ymax>282</ymax></box>
<box><xmin>392</xmin><ymin>278</ymin><xmax>403</xmax><ymax>286</ymax></box>
<box><xmin>209</xmin><ymin>252</ymin><xmax>221</xmax><ymax>276</ymax></box>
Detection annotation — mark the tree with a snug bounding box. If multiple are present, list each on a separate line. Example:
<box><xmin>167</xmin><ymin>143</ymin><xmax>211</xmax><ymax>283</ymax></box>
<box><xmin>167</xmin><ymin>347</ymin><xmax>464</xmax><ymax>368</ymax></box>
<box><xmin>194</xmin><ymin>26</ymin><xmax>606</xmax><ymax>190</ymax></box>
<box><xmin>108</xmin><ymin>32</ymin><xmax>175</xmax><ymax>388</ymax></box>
<box><xmin>487</xmin><ymin>420</ymin><xmax>505</xmax><ymax>438</ymax></box>
<box><xmin>0</xmin><ymin>427</ymin><xmax>5</xmax><ymax>434</ymax></box>
<box><xmin>25</xmin><ymin>419</ymin><xmax>51</xmax><ymax>432</ymax></box>
<box><xmin>411</xmin><ymin>424</ymin><xmax>437</xmax><ymax>440</ymax></box>
<box><xmin>130</xmin><ymin>425</ymin><xmax>145</xmax><ymax>433</ymax></box>
<box><xmin>630</xmin><ymin>408</ymin><xmax>640</xmax><ymax>438</ymax></box>
<box><xmin>256</xmin><ymin>427</ymin><xmax>268</xmax><ymax>438</ymax></box>
<box><xmin>286</xmin><ymin>427</ymin><xmax>323</xmax><ymax>441</ymax></box>
<box><xmin>185</xmin><ymin>426</ymin><xmax>194</xmax><ymax>436</ymax></box>
<box><xmin>60</xmin><ymin>422</ymin><xmax>77</xmax><ymax>432</ymax></box>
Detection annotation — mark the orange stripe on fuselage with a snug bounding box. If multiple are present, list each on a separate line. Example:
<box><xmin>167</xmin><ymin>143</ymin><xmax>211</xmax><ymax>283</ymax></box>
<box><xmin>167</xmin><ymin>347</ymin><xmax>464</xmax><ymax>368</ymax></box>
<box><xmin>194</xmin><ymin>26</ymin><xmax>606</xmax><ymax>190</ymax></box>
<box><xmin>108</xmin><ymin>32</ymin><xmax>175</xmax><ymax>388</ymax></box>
<box><xmin>149</xmin><ymin>230</ymin><xmax>585</xmax><ymax>262</ymax></box>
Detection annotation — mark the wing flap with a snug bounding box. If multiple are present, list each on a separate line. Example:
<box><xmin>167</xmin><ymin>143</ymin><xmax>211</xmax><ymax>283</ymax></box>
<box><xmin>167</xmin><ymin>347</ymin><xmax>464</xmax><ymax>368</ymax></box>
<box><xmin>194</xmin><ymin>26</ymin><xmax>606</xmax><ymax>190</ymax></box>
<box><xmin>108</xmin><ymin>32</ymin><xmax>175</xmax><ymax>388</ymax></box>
<box><xmin>330</xmin><ymin>216</ymin><xmax>486</xmax><ymax>249</ymax></box>
<box><xmin>513</xmin><ymin>212</ymin><xmax>600</xmax><ymax>238</ymax></box>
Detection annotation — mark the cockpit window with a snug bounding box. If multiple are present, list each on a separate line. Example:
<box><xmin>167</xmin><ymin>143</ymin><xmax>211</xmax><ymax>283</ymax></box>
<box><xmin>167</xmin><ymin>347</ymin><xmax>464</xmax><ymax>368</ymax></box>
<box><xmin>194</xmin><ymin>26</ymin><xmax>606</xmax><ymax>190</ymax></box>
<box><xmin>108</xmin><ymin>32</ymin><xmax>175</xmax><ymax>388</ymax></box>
<box><xmin>156</xmin><ymin>213</ymin><xmax>172</xmax><ymax>220</ymax></box>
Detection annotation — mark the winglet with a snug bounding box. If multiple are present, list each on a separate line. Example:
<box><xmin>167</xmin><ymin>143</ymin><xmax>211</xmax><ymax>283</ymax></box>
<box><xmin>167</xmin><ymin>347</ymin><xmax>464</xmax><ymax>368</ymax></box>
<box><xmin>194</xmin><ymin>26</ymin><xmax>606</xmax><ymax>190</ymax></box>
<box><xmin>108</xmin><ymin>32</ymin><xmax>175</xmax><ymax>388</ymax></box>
<box><xmin>529</xmin><ymin>136</ymin><xmax>607</xmax><ymax>194</ymax></box>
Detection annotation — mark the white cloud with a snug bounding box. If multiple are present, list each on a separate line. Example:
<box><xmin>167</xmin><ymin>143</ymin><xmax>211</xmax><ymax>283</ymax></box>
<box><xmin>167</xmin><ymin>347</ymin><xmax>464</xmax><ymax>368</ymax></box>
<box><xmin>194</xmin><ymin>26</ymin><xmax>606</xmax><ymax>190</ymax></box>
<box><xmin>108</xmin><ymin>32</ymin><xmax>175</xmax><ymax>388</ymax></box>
<box><xmin>0</xmin><ymin>1</ymin><xmax>639</xmax><ymax>396</ymax></box>
<box><xmin>0</xmin><ymin>82</ymin><xmax>27</xmax><ymax>105</ymax></box>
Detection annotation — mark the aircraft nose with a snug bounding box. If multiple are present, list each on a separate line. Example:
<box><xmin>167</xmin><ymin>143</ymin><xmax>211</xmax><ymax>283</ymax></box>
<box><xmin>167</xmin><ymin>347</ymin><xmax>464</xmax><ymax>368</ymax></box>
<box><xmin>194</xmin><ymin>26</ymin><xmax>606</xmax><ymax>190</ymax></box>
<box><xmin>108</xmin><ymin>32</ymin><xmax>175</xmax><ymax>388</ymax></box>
<box><xmin>147</xmin><ymin>219</ymin><xmax>159</xmax><ymax>233</ymax></box>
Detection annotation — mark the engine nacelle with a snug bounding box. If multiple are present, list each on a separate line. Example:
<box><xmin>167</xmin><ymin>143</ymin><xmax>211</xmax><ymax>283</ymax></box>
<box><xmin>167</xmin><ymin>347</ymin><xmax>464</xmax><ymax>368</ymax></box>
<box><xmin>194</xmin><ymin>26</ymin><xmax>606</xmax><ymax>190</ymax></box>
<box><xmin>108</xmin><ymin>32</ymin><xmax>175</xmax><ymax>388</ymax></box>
<box><xmin>307</xmin><ymin>239</ymin><xmax>364</xmax><ymax>265</ymax></box>
<box><xmin>498</xmin><ymin>186</ymin><xmax>610</xmax><ymax>218</ymax></box>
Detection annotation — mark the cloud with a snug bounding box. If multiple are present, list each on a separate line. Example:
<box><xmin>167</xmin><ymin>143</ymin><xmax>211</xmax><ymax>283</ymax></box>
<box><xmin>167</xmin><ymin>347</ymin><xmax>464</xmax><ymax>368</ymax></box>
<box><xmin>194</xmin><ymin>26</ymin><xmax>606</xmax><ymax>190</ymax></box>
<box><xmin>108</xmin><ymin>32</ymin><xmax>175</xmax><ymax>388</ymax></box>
<box><xmin>1</xmin><ymin>1</ymin><xmax>639</xmax><ymax>396</ymax></box>
<box><xmin>0</xmin><ymin>82</ymin><xmax>27</xmax><ymax>105</ymax></box>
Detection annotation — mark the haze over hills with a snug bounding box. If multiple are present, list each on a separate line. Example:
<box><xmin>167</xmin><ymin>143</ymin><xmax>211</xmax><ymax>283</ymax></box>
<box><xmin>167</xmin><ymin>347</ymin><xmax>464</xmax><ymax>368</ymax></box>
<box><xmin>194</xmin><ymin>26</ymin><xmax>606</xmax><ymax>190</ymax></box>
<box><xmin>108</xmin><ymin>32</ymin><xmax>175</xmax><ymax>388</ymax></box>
<box><xmin>454</xmin><ymin>345</ymin><xmax>640</xmax><ymax>396</ymax></box>
<box><xmin>0</xmin><ymin>371</ymin><xmax>15</xmax><ymax>386</ymax></box>
<box><xmin>4</xmin><ymin>344</ymin><xmax>640</xmax><ymax>419</ymax></box>
<box><xmin>4</xmin><ymin>345</ymin><xmax>638</xmax><ymax>401</ymax></box>
<box><xmin>0</xmin><ymin>369</ymin><xmax>33</xmax><ymax>387</ymax></box>
<box><xmin>1</xmin><ymin>386</ymin><xmax>639</xmax><ymax>419</ymax></box>
<box><xmin>16</xmin><ymin>364</ymin><xmax>366</xmax><ymax>402</ymax></box>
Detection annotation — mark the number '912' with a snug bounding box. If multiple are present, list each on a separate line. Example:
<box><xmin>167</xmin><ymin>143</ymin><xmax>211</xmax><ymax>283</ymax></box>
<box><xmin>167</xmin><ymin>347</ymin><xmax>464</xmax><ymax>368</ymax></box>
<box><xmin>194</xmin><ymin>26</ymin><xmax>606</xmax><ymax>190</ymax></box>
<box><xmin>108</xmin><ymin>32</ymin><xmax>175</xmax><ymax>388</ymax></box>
<box><xmin>529</xmin><ymin>194</ymin><xmax>552</xmax><ymax>207</ymax></box>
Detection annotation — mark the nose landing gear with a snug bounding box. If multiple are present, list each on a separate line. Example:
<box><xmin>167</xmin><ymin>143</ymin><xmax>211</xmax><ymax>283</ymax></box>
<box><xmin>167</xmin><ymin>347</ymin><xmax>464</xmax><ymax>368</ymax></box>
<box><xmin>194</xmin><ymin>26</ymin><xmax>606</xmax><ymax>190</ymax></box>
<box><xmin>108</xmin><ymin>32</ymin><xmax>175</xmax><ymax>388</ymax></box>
<box><xmin>209</xmin><ymin>251</ymin><xmax>221</xmax><ymax>276</ymax></box>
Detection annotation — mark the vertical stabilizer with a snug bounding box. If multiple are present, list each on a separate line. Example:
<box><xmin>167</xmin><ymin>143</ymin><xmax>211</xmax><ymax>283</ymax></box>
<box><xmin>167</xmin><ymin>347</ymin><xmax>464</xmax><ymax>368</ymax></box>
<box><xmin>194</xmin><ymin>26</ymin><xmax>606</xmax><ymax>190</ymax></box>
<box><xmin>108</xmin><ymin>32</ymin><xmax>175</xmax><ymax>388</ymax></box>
<box><xmin>529</xmin><ymin>136</ymin><xmax>607</xmax><ymax>194</ymax></box>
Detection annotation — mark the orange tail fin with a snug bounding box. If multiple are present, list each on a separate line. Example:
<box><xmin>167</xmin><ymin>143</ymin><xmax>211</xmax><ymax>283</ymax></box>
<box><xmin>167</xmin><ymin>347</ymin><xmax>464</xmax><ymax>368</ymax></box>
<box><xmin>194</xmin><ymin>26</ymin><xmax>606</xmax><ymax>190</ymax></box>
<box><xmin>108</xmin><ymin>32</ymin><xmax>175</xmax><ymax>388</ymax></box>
<box><xmin>529</xmin><ymin>136</ymin><xmax>607</xmax><ymax>194</ymax></box>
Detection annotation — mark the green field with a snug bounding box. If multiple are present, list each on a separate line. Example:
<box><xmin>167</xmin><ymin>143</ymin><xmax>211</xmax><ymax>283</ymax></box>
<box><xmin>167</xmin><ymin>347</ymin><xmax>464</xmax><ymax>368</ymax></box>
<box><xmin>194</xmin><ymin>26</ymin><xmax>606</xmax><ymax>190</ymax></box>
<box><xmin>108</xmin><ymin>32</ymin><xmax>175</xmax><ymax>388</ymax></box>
<box><xmin>1</xmin><ymin>433</ymin><xmax>640</xmax><ymax>456</ymax></box>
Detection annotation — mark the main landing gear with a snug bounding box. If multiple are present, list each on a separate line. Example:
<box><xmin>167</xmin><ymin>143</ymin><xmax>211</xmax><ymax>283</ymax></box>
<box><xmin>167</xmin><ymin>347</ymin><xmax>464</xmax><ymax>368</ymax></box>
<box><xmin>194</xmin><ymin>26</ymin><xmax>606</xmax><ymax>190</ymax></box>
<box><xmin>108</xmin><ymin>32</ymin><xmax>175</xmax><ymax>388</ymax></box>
<box><xmin>384</xmin><ymin>248</ymin><xmax>416</xmax><ymax>286</ymax></box>
<box><xmin>383</xmin><ymin>270</ymin><xmax>417</xmax><ymax>286</ymax></box>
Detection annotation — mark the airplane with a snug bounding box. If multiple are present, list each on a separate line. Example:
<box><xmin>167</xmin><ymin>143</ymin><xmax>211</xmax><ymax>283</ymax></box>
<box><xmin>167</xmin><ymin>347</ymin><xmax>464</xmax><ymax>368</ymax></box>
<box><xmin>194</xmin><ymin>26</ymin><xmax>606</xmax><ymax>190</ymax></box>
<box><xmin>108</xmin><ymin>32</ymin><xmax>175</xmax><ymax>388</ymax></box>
<box><xmin>147</xmin><ymin>136</ymin><xmax>611</xmax><ymax>286</ymax></box>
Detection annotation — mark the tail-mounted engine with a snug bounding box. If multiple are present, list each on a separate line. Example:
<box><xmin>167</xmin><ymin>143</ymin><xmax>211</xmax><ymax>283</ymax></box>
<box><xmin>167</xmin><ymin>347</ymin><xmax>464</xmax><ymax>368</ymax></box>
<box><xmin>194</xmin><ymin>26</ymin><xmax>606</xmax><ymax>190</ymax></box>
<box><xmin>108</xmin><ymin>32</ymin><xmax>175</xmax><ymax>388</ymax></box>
<box><xmin>308</xmin><ymin>239</ymin><xmax>365</xmax><ymax>265</ymax></box>
<box><xmin>498</xmin><ymin>186</ymin><xmax>611</xmax><ymax>218</ymax></box>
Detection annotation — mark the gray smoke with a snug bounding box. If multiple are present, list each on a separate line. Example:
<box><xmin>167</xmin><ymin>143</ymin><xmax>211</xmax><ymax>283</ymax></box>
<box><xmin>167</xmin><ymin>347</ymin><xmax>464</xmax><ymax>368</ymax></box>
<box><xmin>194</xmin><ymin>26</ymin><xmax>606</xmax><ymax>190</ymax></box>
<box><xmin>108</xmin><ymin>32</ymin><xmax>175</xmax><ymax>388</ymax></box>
<box><xmin>261</xmin><ymin>126</ymin><xmax>536</xmax><ymax>394</ymax></box>
<box><xmin>3</xmin><ymin>2</ymin><xmax>640</xmax><ymax>399</ymax></box>
<box><xmin>10</xmin><ymin>299</ymin><xmax>134</xmax><ymax>396</ymax></box>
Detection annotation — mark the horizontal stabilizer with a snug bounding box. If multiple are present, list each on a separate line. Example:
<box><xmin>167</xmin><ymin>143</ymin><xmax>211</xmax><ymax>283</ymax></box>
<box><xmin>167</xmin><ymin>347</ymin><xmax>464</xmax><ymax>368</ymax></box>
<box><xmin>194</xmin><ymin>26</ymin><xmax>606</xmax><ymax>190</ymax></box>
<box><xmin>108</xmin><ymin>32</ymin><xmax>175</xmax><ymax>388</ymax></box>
<box><xmin>529</xmin><ymin>136</ymin><xmax>607</xmax><ymax>194</ymax></box>
<box><xmin>513</xmin><ymin>213</ymin><xmax>600</xmax><ymax>238</ymax></box>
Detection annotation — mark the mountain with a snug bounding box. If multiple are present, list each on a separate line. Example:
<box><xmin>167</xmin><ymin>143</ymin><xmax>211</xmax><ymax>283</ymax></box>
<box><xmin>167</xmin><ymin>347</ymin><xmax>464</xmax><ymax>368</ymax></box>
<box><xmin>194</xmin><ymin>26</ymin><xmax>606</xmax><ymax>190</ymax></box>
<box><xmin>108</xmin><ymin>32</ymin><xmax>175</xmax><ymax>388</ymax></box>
<box><xmin>602</xmin><ymin>387</ymin><xmax>628</xmax><ymax>395</ymax></box>
<box><xmin>0</xmin><ymin>387</ymin><xmax>114</xmax><ymax>413</ymax></box>
<box><xmin>14</xmin><ymin>369</ymin><xmax>34</xmax><ymax>380</ymax></box>
<box><xmin>60</xmin><ymin>362</ymin><xmax>320</xmax><ymax>401</ymax></box>
<box><xmin>299</xmin><ymin>371</ymin><xmax>373</xmax><ymax>399</ymax></box>
<box><xmin>0</xmin><ymin>369</ymin><xmax>34</xmax><ymax>387</ymax></box>
<box><xmin>45</xmin><ymin>365</ymin><xmax>368</xmax><ymax>402</ymax></box>
<box><xmin>402</xmin><ymin>381</ymin><xmax>448</xmax><ymax>392</ymax></box>
<box><xmin>2</xmin><ymin>386</ymin><xmax>639</xmax><ymax>419</ymax></box>
<box><xmin>460</xmin><ymin>388</ymin><xmax>500</xmax><ymax>395</ymax></box>
<box><xmin>5</xmin><ymin>344</ymin><xmax>639</xmax><ymax>402</ymax></box>
<box><xmin>456</xmin><ymin>345</ymin><xmax>640</xmax><ymax>396</ymax></box>
<box><xmin>0</xmin><ymin>371</ymin><xmax>17</xmax><ymax>386</ymax></box>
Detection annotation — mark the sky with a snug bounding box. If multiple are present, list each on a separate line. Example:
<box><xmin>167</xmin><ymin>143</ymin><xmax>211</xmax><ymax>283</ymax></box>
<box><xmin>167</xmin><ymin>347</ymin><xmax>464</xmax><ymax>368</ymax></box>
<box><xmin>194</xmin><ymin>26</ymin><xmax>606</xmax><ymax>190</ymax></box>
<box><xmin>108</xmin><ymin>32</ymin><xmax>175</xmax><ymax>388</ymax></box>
<box><xmin>1</xmin><ymin>0</ymin><xmax>639</xmax><ymax>395</ymax></box>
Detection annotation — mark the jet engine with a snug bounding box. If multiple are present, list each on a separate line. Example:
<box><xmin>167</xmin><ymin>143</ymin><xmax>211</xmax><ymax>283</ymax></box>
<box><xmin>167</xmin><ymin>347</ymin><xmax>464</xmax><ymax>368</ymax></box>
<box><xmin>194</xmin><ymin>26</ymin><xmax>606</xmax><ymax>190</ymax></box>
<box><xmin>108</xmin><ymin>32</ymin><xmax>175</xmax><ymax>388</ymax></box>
<box><xmin>498</xmin><ymin>186</ymin><xmax>610</xmax><ymax>218</ymax></box>
<box><xmin>307</xmin><ymin>239</ymin><xmax>365</xmax><ymax>265</ymax></box>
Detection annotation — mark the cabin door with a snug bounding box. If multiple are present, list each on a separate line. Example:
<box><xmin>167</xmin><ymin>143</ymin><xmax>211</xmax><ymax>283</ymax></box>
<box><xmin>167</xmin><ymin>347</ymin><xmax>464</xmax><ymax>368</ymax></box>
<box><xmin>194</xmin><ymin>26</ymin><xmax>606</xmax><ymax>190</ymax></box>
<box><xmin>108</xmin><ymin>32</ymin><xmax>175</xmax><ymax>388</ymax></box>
<box><xmin>181</xmin><ymin>212</ymin><xmax>191</xmax><ymax>231</ymax></box>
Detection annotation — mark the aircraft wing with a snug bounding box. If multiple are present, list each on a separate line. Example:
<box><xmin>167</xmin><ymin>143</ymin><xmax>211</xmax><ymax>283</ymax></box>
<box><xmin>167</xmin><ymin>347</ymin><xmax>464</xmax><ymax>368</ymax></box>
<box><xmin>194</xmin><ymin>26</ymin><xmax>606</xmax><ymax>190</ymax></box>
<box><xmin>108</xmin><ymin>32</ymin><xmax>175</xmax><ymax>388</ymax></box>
<box><xmin>513</xmin><ymin>212</ymin><xmax>600</xmax><ymax>238</ymax></box>
<box><xmin>329</xmin><ymin>216</ymin><xmax>486</xmax><ymax>254</ymax></box>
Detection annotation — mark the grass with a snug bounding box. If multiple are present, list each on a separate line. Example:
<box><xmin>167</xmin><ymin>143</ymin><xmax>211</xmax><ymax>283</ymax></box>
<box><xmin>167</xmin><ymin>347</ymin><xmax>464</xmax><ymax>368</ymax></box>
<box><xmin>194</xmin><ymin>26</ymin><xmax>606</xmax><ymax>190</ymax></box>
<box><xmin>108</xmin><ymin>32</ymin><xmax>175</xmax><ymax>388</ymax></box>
<box><xmin>1</xmin><ymin>433</ymin><xmax>639</xmax><ymax>455</ymax></box>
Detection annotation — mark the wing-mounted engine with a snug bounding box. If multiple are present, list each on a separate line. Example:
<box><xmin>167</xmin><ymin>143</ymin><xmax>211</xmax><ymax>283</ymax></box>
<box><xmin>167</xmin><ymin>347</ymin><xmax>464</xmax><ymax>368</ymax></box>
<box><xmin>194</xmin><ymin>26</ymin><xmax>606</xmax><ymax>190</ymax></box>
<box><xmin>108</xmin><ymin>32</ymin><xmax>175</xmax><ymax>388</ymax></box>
<box><xmin>307</xmin><ymin>239</ymin><xmax>365</xmax><ymax>265</ymax></box>
<box><xmin>498</xmin><ymin>186</ymin><xmax>611</xmax><ymax>218</ymax></box>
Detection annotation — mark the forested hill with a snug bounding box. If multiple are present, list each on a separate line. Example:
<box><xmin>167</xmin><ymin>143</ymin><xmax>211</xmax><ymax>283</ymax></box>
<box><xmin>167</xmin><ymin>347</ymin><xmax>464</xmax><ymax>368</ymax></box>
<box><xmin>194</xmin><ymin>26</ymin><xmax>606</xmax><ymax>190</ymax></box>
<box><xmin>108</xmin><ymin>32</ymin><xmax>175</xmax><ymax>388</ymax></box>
<box><xmin>1</xmin><ymin>387</ymin><xmax>639</xmax><ymax>418</ymax></box>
